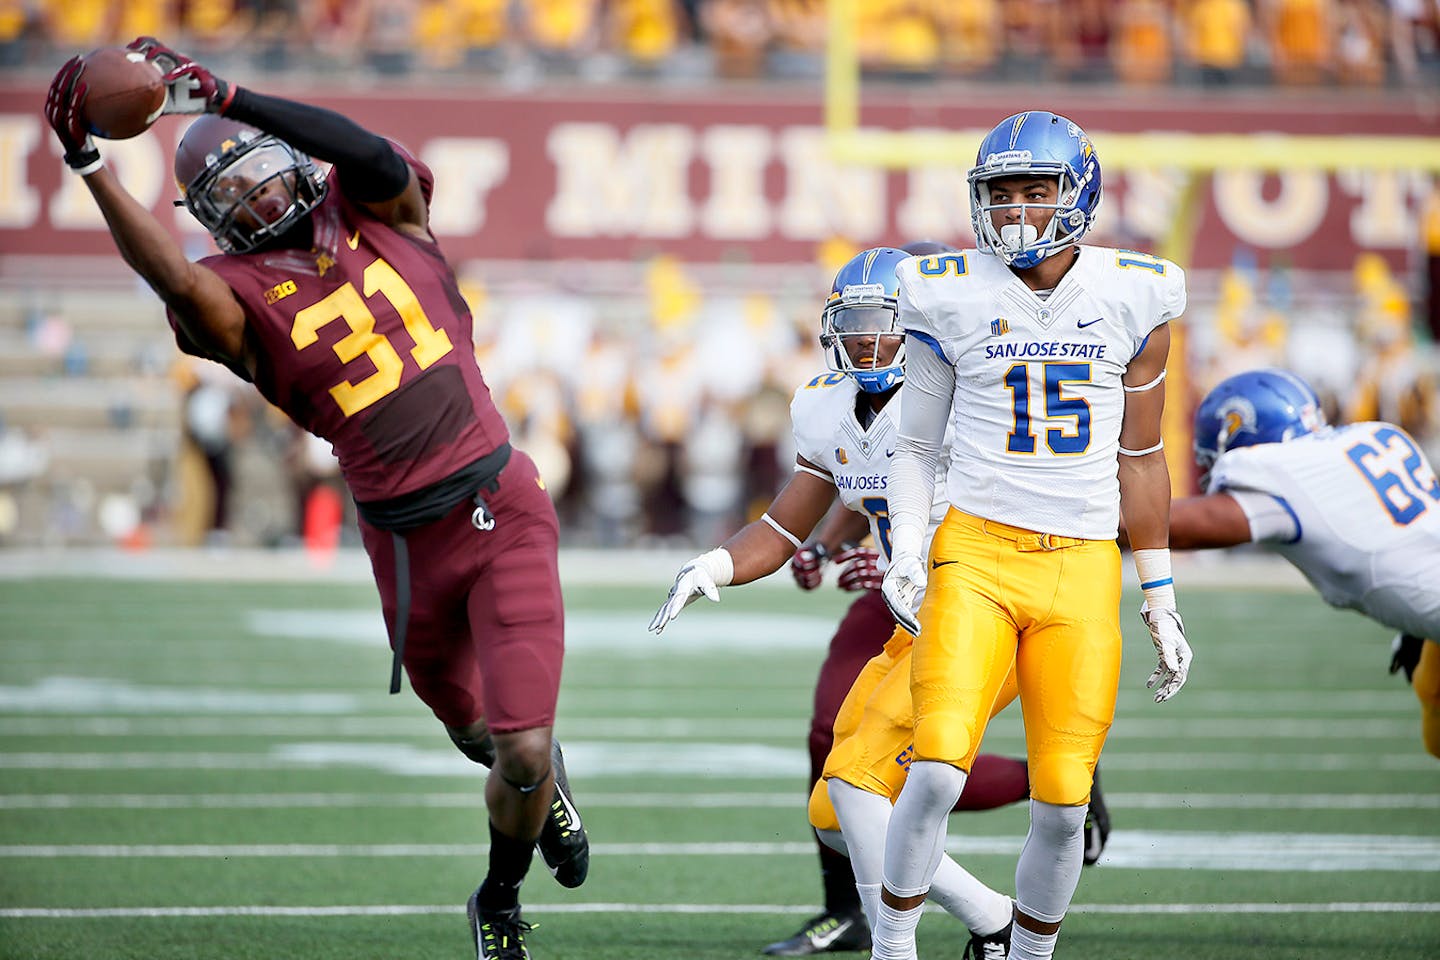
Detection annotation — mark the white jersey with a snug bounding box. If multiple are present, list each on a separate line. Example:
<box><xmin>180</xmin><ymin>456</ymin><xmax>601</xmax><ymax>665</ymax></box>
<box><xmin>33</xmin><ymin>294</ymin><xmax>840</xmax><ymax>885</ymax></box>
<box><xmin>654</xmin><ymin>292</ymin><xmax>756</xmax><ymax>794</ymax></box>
<box><xmin>790</xmin><ymin>373</ymin><xmax>950</xmax><ymax>567</ymax></box>
<box><xmin>1209</xmin><ymin>422</ymin><xmax>1440</xmax><ymax>638</ymax></box>
<box><xmin>897</xmin><ymin>246</ymin><xmax>1185</xmax><ymax>540</ymax></box>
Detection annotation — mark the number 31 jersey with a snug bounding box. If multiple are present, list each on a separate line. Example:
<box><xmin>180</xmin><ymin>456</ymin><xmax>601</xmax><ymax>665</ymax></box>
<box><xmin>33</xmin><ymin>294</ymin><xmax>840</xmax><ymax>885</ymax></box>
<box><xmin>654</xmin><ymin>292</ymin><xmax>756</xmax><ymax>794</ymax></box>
<box><xmin>897</xmin><ymin>247</ymin><xmax>1186</xmax><ymax>541</ymax></box>
<box><xmin>790</xmin><ymin>373</ymin><xmax>951</xmax><ymax>567</ymax></box>
<box><xmin>168</xmin><ymin>150</ymin><xmax>509</xmax><ymax>503</ymax></box>
<box><xmin>1209</xmin><ymin>422</ymin><xmax>1440</xmax><ymax>638</ymax></box>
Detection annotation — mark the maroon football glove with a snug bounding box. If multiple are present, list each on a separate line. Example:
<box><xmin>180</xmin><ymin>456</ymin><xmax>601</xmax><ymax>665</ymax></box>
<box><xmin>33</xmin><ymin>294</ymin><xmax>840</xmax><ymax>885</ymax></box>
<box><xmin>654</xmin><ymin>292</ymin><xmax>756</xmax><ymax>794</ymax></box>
<box><xmin>789</xmin><ymin>543</ymin><xmax>830</xmax><ymax>591</ymax></box>
<box><xmin>835</xmin><ymin>545</ymin><xmax>883</xmax><ymax>592</ymax></box>
<box><xmin>44</xmin><ymin>56</ymin><xmax>101</xmax><ymax>173</ymax></box>
<box><xmin>126</xmin><ymin>36</ymin><xmax>235</xmax><ymax>115</ymax></box>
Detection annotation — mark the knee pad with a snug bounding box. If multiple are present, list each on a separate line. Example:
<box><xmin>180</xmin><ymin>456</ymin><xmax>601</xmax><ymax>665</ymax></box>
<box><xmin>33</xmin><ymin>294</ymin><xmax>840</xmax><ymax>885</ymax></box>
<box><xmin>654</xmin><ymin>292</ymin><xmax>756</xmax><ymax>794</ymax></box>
<box><xmin>1028</xmin><ymin>756</ymin><xmax>1094</xmax><ymax>807</ymax></box>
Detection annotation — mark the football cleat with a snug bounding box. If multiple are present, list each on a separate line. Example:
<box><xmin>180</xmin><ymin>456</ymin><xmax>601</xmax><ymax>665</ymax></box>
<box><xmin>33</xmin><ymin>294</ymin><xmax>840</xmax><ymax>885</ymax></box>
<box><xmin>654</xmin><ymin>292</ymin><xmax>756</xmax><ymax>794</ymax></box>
<box><xmin>538</xmin><ymin>740</ymin><xmax>589</xmax><ymax>888</ymax></box>
<box><xmin>761</xmin><ymin>909</ymin><xmax>871</xmax><ymax>956</ymax></box>
<box><xmin>964</xmin><ymin>920</ymin><xmax>1013</xmax><ymax>960</ymax></box>
<box><xmin>466</xmin><ymin>890</ymin><xmax>534</xmax><ymax>960</ymax></box>
<box><xmin>1083</xmin><ymin>766</ymin><xmax>1112</xmax><ymax>866</ymax></box>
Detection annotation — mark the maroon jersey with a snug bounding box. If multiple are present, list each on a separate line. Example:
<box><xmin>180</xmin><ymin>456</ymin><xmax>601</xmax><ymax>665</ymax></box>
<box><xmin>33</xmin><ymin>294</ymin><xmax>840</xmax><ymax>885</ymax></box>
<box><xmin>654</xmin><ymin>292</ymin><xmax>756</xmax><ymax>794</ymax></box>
<box><xmin>170</xmin><ymin>152</ymin><xmax>508</xmax><ymax>502</ymax></box>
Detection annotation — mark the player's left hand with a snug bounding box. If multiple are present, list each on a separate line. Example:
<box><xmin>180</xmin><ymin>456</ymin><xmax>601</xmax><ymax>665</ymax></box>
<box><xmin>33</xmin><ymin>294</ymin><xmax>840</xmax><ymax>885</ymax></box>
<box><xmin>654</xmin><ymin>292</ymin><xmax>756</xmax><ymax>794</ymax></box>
<box><xmin>881</xmin><ymin>553</ymin><xmax>926</xmax><ymax>637</ymax></box>
<box><xmin>649</xmin><ymin>553</ymin><xmax>725</xmax><ymax>635</ymax></box>
<box><xmin>126</xmin><ymin>37</ymin><xmax>234</xmax><ymax>115</ymax></box>
<box><xmin>1141</xmin><ymin>602</ymin><xmax>1191</xmax><ymax>702</ymax></box>
<box><xmin>834</xmin><ymin>545</ymin><xmax>882</xmax><ymax>592</ymax></box>
<box><xmin>44</xmin><ymin>56</ymin><xmax>101</xmax><ymax>173</ymax></box>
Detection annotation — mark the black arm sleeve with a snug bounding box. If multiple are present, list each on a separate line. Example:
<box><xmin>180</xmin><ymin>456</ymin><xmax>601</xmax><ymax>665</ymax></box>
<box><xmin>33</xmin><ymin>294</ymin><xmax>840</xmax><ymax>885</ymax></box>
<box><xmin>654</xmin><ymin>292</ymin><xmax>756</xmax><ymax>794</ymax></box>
<box><xmin>225</xmin><ymin>88</ymin><xmax>411</xmax><ymax>203</ymax></box>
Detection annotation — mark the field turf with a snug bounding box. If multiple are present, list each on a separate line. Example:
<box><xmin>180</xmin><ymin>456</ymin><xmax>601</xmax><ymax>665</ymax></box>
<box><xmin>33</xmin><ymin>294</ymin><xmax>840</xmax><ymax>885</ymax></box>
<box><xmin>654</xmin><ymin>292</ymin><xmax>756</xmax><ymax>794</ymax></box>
<box><xmin>0</xmin><ymin>559</ymin><xmax>1436</xmax><ymax>959</ymax></box>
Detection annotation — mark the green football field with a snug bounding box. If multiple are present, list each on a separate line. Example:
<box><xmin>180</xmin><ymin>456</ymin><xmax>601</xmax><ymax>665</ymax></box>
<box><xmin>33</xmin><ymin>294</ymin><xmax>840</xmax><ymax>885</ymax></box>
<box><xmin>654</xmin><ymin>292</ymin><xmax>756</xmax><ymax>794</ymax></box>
<box><xmin>0</xmin><ymin>559</ymin><xmax>1436</xmax><ymax>960</ymax></box>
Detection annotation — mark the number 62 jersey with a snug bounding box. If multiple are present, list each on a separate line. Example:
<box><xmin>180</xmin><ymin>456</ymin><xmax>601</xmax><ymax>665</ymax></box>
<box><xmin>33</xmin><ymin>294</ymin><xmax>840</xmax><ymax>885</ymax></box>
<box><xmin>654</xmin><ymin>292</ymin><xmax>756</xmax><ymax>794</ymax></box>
<box><xmin>897</xmin><ymin>247</ymin><xmax>1186</xmax><ymax>541</ymax></box>
<box><xmin>1210</xmin><ymin>422</ymin><xmax>1440</xmax><ymax>638</ymax></box>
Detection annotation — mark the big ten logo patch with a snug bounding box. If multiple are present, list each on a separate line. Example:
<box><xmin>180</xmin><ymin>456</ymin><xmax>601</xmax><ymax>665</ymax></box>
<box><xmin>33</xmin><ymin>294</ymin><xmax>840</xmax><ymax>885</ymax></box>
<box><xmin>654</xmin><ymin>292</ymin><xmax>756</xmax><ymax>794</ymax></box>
<box><xmin>264</xmin><ymin>279</ymin><xmax>298</xmax><ymax>305</ymax></box>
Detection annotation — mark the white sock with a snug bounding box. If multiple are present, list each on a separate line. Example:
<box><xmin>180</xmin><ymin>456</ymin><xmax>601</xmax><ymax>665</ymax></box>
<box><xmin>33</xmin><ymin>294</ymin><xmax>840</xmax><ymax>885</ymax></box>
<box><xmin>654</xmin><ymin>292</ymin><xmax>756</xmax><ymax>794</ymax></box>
<box><xmin>882</xmin><ymin>761</ymin><xmax>967</xmax><ymax>897</ymax></box>
<box><xmin>828</xmin><ymin>780</ymin><xmax>891</xmax><ymax>887</ymax></box>
<box><xmin>1008</xmin><ymin>923</ymin><xmax>1059</xmax><ymax>960</ymax></box>
<box><xmin>929</xmin><ymin>856</ymin><xmax>1012</xmax><ymax>935</ymax></box>
<box><xmin>856</xmin><ymin>881</ymin><xmax>881</xmax><ymax>934</ymax></box>
<box><xmin>1014</xmin><ymin>800</ymin><xmax>1086</xmax><ymax>924</ymax></box>
<box><xmin>870</xmin><ymin>901</ymin><xmax>923</xmax><ymax>960</ymax></box>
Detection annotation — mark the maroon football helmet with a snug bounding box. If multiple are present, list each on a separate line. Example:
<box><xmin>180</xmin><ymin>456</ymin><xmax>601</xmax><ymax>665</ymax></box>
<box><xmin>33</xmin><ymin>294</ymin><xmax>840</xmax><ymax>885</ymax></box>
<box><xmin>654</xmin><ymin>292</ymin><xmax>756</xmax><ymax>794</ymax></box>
<box><xmin>174</xmin><ymin>115</ymin><xmax>326</xmax><ymax>254</ymax></box>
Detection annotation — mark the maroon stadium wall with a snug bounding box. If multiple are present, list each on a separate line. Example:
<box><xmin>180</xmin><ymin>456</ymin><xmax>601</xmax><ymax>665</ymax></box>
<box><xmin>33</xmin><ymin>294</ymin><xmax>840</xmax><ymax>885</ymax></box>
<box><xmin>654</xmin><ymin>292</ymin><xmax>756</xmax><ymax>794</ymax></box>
<box><xmin>0</xmin><ymin>84</ymin><xmax>1434</xmax><ymax>271</ymax></box>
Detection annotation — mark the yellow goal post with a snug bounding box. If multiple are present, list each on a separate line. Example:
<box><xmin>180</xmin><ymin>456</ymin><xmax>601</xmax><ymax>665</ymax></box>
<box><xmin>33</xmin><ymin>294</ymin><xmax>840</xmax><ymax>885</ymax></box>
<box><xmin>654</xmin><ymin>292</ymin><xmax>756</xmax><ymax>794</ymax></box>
<box><xmin>822</xmin><ymin>0</ymin><xmax>1440</xmax><ymax>494</ymax></box>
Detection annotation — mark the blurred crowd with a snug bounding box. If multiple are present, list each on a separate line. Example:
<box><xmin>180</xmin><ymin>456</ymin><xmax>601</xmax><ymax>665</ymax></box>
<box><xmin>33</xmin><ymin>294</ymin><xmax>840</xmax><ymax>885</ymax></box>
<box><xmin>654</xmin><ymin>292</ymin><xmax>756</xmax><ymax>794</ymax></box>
<box><xmin>124</xmin><ymin>241</ymin><xmax>1436</xmax><ymax>553</ymax></box>
<box><xmin>2</xmin><ymin>0</ymin><xmax>1438</xmax><ymax>88</ymax></box>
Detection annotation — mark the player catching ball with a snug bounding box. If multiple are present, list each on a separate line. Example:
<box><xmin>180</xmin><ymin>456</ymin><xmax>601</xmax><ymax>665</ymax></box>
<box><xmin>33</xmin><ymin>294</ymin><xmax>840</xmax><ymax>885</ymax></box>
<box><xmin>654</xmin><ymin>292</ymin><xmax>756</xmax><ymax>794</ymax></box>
<box><xmin>45</xmin><ymin>38</ymin><xmax>586</xmax><ymax>960</ymax></box>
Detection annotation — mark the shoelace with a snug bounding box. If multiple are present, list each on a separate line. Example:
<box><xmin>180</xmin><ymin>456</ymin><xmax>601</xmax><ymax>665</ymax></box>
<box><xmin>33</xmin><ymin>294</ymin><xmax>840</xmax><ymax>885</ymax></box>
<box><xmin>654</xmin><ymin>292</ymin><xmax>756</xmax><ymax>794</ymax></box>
<box><xmin>480</xmin><ymin>916</ymin><xmax>536</xmax><ymax>959</ymax></box>
<box><xmin>550</xmin><ymin>798</ymin><xmax>573</xmax><ymax>837</ymax></box>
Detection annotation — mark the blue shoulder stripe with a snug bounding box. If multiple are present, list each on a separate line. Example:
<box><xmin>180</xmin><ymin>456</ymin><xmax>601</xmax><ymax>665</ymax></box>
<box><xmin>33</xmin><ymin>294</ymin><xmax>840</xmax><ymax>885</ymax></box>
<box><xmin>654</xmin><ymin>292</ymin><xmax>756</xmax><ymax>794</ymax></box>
<box><xmin>1271</xmin><ymin>494</ymin><xmax>1303</xmax><ymax>544</ymax></box>
<box><xmin>905</xmin><ymin>328</ymin><xmax>948</xmax><ymax>364</ymax></box>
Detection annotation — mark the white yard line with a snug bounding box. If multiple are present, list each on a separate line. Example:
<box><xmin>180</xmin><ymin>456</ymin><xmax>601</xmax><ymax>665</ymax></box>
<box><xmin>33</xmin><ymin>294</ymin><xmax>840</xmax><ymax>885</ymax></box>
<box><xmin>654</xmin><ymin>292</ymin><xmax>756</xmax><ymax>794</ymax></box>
<box><xmin>1</xmin><ymin>791</ymin><xmax>1437</xmax><ymax>811</ymax></box>
<box><xmin>1</xmin><ymin>748</ymin><xmax>1433</xmax><ymax>774</ymax></box>
<box><xmin>2</xmin><ymin>901</ymin><xmax>1436</xmax><ymax>920</ymax></box>
<box><xmin>0</xmin><ymin>714</ymin><xmax>1419</xmax><ymax>738</ymax></box>
<box><xmin>2</xmin><ymin>833</ymin><xmax>1437</xmax><ymax>871</ymax></box>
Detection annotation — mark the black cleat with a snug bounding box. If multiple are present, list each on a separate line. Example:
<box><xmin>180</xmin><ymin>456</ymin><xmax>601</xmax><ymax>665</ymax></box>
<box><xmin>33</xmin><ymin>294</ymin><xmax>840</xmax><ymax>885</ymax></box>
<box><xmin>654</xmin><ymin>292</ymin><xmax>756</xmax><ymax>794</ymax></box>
<box><xmin>538</xmin><ymin>739</ymin><xmax>589</xmax><ymax>888</ymax></box>
<box><xmin>466</xmin><ymin>890</ymin><xmax>534</xmax><ymax>960</ymax></box>
<box><xmin>964</xmin><ymin>920</ymin><xmax>1012</xmax><ymax>960</ymax></box>
<box><xmin>1083</xmin><ymin>766</ymin><xmax>1111</xmax><ymax>866</ymax></box>
<box><xmin>761</xmin><ymin>909</ymin><xmax>871</xmax><ymax>956</ymax></box>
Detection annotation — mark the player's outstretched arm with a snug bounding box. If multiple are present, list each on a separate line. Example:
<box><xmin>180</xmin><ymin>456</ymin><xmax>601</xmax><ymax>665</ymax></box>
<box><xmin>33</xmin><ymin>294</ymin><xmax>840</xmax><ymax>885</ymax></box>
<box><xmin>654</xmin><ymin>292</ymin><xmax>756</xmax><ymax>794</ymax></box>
<box><xmin>44</xmin><ymin>59</ymin><xmax>248</xmax><ymax>367</ymax></box>
<box><xmin>649</xmin><ymin>465</ymin><xmax>836</xmax><ymax>634</ymax></box>
<box><xmin>126</xmin><ymin>37</ymin><xmax>427</xmax><ymax>234</ymax></box>
<box><xmin>1118</xmin><ymin>324</ymin><xmax>1192</xmax><ymax>702</ymax></box>
<box><xmin>1117</xmin><ymin>494</ymin><xmax>1253</xmax><ymax>551</ymax></box>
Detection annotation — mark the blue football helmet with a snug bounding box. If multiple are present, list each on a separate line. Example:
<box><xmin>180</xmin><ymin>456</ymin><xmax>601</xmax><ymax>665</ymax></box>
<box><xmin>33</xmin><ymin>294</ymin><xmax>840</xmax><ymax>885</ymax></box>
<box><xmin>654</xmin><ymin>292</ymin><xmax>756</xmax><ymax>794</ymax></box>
<box><xmin>821</xmin><ymin>247</ymin><xmax>909</xmax><ymax>394</ymax></box>
<box><xmin>1193</xmin><ymin>369</ymin><xmax>1327</xmax><ymax>483</ymax></box>
<box><xmin>968</xmin><ymin>111</ymin><xmax>1102</xmax><ymax>270</ymax></box>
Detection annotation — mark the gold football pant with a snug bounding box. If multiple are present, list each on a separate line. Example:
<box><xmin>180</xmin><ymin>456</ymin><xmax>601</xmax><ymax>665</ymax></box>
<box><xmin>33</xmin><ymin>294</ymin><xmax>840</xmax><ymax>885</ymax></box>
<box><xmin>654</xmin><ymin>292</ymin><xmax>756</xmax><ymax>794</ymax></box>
<box><xmin>1413</xmin><ymin>638</ymin><xmax>1440</xmax><ymax>759</ymax></box>
<box><xmin>910</xmin><ymin>508</ymin><xmax>1122</xmax><ymax>806</ymax></box>
<box><xmin>808</xmin><ymin>628</ymin><xmax>1018</xmax><ymax>833</ymax></box>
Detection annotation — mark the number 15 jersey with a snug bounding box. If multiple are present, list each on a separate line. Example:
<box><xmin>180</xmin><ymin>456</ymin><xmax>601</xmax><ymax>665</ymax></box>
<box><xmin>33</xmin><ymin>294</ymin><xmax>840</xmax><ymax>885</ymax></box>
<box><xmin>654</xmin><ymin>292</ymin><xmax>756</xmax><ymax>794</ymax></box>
<box><xmin>168</xmin><ymin>150</ymin><xmax>509</xmax><ymax>503</ymax></box>
<box><xmin>897</xmin><ymin>247</ymin><xmax>1186</xmax><ymax>540</ymax></box>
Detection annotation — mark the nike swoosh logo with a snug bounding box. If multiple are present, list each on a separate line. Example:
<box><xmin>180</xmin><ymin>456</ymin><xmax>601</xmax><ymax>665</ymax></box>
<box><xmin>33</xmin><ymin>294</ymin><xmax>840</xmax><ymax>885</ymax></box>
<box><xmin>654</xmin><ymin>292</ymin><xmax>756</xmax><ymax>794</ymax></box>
<box><xmin>885</xmin><ymin>449</ymin><xmax>895</xmax><ymax>458</ymax></box>
<box><xmin>1077</xmin><ymin>318</ymin><xmax>1103</xmax><ymax>329</ymax></box>
<box><xmin>931</xmin><ymin>559</ymin><xmax>957</xmax><ymax>569</ymax></box>
<box><xmin>809</xmin><ymin>919</ymin><xmax>858</xmax><ymax>950</ymax></box>
<box><xmin>346</xmin><ymin>228</ymin><xmax>360</xmax><ymax>250</ymax></box>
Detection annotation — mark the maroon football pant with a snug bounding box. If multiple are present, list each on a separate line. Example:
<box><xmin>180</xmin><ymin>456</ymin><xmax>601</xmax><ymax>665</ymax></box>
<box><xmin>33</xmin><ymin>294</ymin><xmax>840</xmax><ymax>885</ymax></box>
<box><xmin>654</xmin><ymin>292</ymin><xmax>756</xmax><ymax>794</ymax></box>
<box><xmin>359</xmin><ymin>449</ymin><xmax>564</xmax><ymax>734</ymax></box>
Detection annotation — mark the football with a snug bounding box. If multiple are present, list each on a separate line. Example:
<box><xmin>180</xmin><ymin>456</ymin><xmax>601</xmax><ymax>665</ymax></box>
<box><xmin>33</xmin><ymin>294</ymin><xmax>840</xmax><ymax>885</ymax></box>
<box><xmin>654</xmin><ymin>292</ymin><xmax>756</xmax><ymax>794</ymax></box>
<box><xmin>78</xmin><ymin>47</ymin><xmax>166</xmax><ymax>140</ymax></box>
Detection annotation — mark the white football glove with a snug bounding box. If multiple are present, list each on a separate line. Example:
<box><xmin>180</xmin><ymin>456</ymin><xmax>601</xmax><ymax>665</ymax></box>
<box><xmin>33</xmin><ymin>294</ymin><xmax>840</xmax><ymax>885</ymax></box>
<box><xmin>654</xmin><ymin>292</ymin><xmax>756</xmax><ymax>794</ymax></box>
<box><xmin>649</xmin><ymin>548</ymin><xmax>733</xmax><ymax>635</ymax></box>
<box><xmin>881</xmin><ymin>552</ymin><xmax>927</xmax><ymax>637</ymax></box>
<box><xmin>1141</xmin><ymin>602</ymin><xmax>1191</xmax><ymax>702</ymax></box>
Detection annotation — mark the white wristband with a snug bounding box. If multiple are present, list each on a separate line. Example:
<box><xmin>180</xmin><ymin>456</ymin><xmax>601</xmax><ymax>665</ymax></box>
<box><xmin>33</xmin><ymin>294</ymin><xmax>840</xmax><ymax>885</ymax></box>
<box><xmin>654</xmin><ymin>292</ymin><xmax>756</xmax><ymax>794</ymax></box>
<box><xmin>69</xmin><ymin>155</ymin><xmax>104</xmax><ymax>176</ymax></box>
<box><xmin>1133</xmin><ymin>548</ymin><xmax>1176</xmax><ymax>609</ymax></box>
<box><xmin>695</xmin><ymin>547</ymin><xmax>735</xmax><ymax>588</ymax></box>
